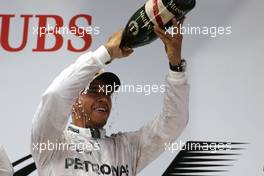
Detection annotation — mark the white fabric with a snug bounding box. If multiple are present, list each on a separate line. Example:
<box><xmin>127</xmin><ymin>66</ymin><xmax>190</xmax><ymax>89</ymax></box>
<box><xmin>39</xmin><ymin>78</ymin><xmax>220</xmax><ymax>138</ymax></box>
<box><xmin>0</xmin><ymin>145</ymin><xmax>14</xmax><ymax>176</ymax></box>
<box><xmin>31</xmin><ymin>45</ymin><xmax>190</xmax><ymax>176</ymax></box>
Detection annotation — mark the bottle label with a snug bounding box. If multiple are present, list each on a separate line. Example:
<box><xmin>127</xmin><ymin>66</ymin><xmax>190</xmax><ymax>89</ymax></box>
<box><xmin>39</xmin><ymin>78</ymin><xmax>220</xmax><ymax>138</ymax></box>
<box><xmin>127</xmin><ymin>6</ymin><xmax>151</xmax><ymax>36</ymax></box>
<box><xmin>145</xmin><ymin>0</ymin><xmax>175</xmax><ymax>26</ymax></box>
<box><xmin>166</xmin><ymin>0</ymin><xmax>186</xmax><ymax>17</ymax></box>
<box><xmin>128</xmin><ymin>20</ymin><xmax>140</xmax><ymax>36</ymax></box>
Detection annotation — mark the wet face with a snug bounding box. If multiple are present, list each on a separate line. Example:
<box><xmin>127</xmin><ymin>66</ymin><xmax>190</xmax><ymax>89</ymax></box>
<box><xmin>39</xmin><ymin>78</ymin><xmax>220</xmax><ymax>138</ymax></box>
<box><xmin>73</xmin><ymin>80</ymin><xmax>112</xmax><ymax>128</ymax></box>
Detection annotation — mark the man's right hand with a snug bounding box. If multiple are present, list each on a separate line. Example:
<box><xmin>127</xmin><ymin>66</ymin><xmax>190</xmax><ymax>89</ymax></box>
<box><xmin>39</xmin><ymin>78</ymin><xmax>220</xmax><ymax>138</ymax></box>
<box><xmin>104</xmin><ymin>30</ymin><xmax>134</xmax><ymax>60</ymax></box>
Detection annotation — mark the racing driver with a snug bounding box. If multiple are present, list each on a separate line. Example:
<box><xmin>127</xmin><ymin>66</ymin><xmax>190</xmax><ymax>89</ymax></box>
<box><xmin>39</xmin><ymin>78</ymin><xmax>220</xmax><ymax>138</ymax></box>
<box><xmin>31</xmin><ymin>17</ymin><xmax>189</xmax><ymax>176</ymax></box>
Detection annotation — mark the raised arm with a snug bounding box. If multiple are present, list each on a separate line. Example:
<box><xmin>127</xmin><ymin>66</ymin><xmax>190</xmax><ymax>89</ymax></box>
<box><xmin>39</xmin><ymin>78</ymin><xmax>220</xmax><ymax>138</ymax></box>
<box><xmin>121</xmin><ymin>17</ymin><xmax>190</xmax><ymax>174</ymax></box>
<box><xmin>31</xmin><ymin>46</ymin><xmax>110</xmax><ymax>166</ymax></box>
<box><xmin>126</xmin><ymin>70</ymin><xmax>189</xmax><ymax>174</ymax></box>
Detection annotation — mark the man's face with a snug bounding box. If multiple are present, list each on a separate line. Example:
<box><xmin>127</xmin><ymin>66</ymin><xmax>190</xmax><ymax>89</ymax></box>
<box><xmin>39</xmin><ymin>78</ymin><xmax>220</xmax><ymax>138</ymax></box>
<box><xmin>79</xmin><ymin>80</ymin><xmax>112</xmax><ymax>128</ymax></box>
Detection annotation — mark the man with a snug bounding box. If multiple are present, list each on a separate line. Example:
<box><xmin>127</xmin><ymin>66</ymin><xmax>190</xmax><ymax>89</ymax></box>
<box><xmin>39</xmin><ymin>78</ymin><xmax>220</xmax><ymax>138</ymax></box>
<box><xmin>31</xmin><ymin>17</ymin><xmax>189</xmax><ymax>176</ymax></box>
<box><xmin>0</xmin><ymin>145</ymin><xmax>14</xmax><ymax>176</ymax></box>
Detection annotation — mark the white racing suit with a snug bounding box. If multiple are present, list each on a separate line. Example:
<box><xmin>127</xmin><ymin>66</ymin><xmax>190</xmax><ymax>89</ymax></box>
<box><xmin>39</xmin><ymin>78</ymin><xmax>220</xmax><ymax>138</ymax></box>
<box><xmin>31</xmin><ymin>46</ymin><xmax>190</xmax><ymax>176</ymax></box>
<box><xmin>0</xmin><ymin>145</ymin><xmax>14</xmax><ymax>176</ymax></box>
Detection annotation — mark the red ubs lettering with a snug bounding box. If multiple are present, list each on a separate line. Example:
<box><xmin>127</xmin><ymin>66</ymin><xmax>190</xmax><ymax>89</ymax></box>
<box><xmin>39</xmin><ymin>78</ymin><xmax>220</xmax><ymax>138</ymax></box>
<box><xmin>0</xmin><ymin>14</ymin><xmax>93</xmax><ymax>52</ymax></box>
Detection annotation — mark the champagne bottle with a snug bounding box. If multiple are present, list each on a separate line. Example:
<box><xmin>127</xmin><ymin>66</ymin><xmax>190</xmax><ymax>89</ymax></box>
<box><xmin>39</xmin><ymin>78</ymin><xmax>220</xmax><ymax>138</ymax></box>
<box><xmin>120</xmin><ymin>0</ymin><xmax>196</xmax><ymax>48</ymax></box>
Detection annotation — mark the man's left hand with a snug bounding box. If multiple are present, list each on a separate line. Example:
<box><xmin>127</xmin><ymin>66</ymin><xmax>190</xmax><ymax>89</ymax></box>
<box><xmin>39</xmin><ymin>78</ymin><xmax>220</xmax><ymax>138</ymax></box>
<box><xmin>154</xmin><ymin>17</ymin><xmax>185</xmax><ymax>66</ymax></box>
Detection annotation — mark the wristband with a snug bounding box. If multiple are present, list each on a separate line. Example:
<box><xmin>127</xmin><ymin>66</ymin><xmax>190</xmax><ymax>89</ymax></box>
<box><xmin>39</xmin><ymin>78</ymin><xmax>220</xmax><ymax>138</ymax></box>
<box><xmin>169</xmin><ymin>59</ymin><xmax>186</xmax><ymax>72</ymax></box>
